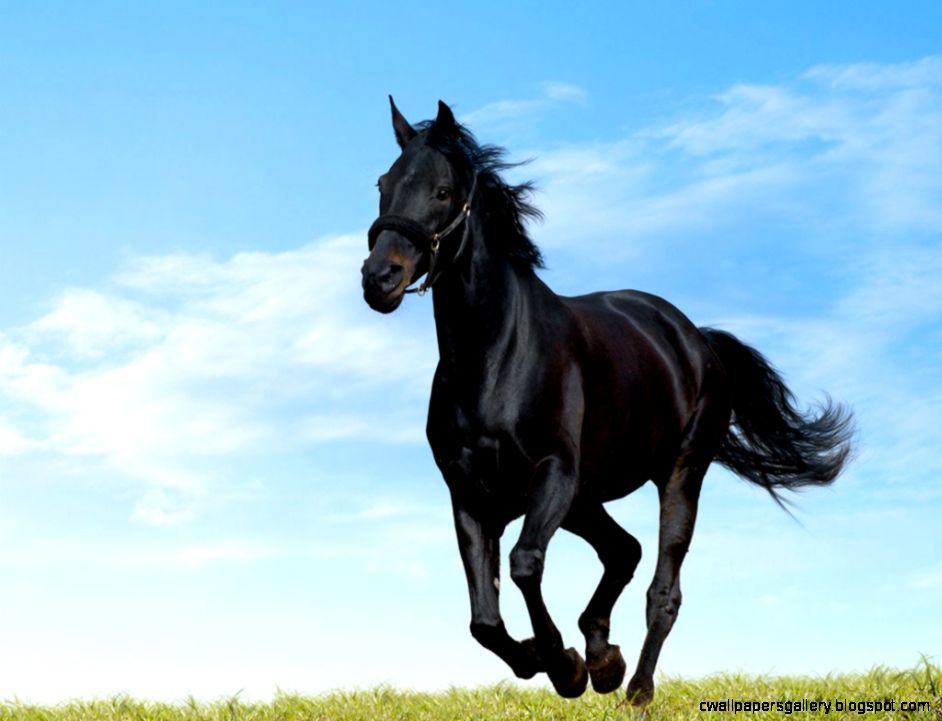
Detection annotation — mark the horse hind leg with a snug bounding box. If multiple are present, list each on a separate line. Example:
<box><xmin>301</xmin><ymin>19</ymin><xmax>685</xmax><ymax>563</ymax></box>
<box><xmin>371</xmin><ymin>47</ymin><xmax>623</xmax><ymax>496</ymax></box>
<box><xmin>626</xmin><ymin>404</ymin><xmax>724</xmax><ymax>706</ymax></box>
<box><xmin>563</xmin><ymin>504</ymin><xmax>641</xmax><ymax>694</ymax></box>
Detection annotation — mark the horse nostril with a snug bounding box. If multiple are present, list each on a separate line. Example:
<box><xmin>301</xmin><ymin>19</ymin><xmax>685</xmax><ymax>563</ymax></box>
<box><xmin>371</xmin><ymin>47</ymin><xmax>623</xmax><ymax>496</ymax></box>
<box><xmin>377</xmin><ymin>264</ymin><xmax>404</xmax><ymax>289</ymax></box>
<box><xmin>364</xmin><ymin>260</ymin><xmax>406</xmax><ymax>297</ymax></box>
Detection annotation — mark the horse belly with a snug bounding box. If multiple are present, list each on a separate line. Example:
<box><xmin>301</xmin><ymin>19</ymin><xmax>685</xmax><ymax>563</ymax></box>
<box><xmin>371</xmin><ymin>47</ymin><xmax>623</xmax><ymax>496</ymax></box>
<box><xmin>578</xmin><ymin>384</ymin><xmax>686</xmax><ymax>502</ymax></box>
<box><xmin>579</xmin><ymin>437</ymin><xmax>660</xmax><ymax>503</ymax></box>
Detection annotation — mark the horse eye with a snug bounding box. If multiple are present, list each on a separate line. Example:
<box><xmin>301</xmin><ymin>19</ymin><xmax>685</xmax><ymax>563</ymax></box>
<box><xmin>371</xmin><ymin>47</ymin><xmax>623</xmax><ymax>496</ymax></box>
<box><xmin>436</xmin><ymin>187</ymin><xmax>452</xmax><ymax>201</ymax></box>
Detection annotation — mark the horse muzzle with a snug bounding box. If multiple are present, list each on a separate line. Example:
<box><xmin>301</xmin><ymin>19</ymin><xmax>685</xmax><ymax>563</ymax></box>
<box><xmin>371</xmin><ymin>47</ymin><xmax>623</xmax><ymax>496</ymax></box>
<box><xmin>361</xmin><ymin>257</ymin><xmax>409</xmax><ymax>313</ymax></box>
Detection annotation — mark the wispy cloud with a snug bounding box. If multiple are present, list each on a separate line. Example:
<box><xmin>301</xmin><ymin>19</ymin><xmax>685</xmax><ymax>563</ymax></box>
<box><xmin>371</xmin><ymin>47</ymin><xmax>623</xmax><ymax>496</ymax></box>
<box><xmin>459</xmin><ymin>82</ymin><xmax>587</xmax><ymax>136</ymax></box>
<box><xmin>804</xmin><ymin>54</ymin><xmax>942</xmax><ymax>90</ymax></box>
<box><xmin>904</xmin><ymin>566</ymin><xmax>942</xmax><ymax>592</ymax></box>
<box><xmin>0</xmin><ymin>415</ymin><xmax>33</xmax><ymax>454</ymax></box>
<box><xmin>326</xmin><ymin>502</ymin><xmax>442</xmax><ymax>522</ymax></box>
<box><xmin>542</xmin><ymin>82</ymin><xmax>587</xmax><ymax>103</ymax></box>
<box><xmin>0</xmin><ymin>234</ymin><xmax>436</xmax><ymax>523</ymax></box>
<box><xmin>522</xmin><ymin>55</ymin><xmax>942</xmax><ymax>254</ymax></box>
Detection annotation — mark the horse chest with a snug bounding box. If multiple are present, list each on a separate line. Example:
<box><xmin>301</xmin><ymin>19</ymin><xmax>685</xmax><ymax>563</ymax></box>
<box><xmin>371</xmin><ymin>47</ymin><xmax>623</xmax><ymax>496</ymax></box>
<box><xmin>441</xmin><ymin>434</ymin><xmax>530</xmax><ymax>512</ymax></box>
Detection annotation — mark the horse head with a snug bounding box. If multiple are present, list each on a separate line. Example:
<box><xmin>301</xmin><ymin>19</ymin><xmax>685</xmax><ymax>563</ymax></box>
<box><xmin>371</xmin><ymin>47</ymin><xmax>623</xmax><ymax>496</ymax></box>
<box><xmin>361</xmin><ymin>98</ymin><xmax>473</xmax><ymax>313</ymax></box>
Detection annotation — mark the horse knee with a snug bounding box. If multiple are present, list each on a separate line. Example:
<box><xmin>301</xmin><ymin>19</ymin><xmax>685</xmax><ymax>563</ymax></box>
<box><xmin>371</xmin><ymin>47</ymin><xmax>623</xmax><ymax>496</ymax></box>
<box><xmin>510</xmin><ymin>545</ymin><xmax>545</xmax><ymax>588</ymax></box>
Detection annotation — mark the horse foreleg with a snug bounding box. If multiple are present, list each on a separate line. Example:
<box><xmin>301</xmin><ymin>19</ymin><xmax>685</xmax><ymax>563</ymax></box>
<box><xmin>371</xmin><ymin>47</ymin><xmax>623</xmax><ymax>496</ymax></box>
<box><xmin>563</xmin><ymin>504</ymin><xmax>641</xmax><ymax>693</ymax></box>
<box><xmin>452</xmin><ymin>499</ymin><xmax>544</xmax><ymax>679</ymax></box>
<box><xmin>510</xmin><ymin>455</ymin><xmax>588</xmax><ymax>698</ymax></box>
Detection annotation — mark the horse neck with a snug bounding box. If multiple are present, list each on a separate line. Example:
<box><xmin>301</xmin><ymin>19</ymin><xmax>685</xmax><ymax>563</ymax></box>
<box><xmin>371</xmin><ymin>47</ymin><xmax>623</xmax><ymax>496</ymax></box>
<box><xmin>431</xmin><ymin>222</ymin><xmax>541</xmax><ymax>372</ymax></box>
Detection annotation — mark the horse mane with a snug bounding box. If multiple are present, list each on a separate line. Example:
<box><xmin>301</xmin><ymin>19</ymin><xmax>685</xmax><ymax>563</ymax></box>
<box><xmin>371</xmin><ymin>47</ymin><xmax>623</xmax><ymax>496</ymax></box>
<box><xmin>415</xmin><ymin>119</ymin><xmax>545</xmax><ymax>271</ymax></box>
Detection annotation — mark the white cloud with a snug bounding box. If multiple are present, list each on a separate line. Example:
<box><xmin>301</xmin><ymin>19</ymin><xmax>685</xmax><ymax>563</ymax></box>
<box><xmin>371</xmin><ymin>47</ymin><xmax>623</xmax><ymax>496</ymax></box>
<box><xmin>659</xmin><ymin>83</ymin><xmax>828</xmax><ymax>155</ymax></box>
<box><xmin>805</xmin><ymin>54</ymin><xmax>942</xmax><ymax>90</ymax></box>
<box><xmin>522</xmin><ymin>55</ymin><xmax>942</xmax><ymax>256</ymax></box>
<box><xmin>0</xmin><ymin>234</ymin><xmax>436</xmax><ymax>523</ymax></box>
<box><xmin>293</xmin><ymin>410</ymin><xmax>427</xmax><ymax>447</ymax></box>
<box><xmin>459</xmin><ymin>82</ymin><xmax>587</xmax><ymax>134</ymax></box>
<box><xmin>131</xmin><ymin>487</ymin><xmax>203</xmax><ymax>526</ymax></box>
<box><xmin>0</xmin><ymin>415</ymin><xmax>33</xmax><ymax>455</ymax></box>
<box><xmin>905</xmin><ymin>567</ymin><xmax>942</xmax><ymax>591</ymax></box>
<box><xmin>29</xmin><ymin>288</ymin><xmax>165</xmax><ymax>360</ymax></box>
<box><xmin>326</xmin><ymin>502</ymin><xmax>439</xmax><ymax>522</ymax></box>
<box><xmin>542</xmin><ymin>82</ymin><xmax>587</xmax><ymax>102</ymax></box>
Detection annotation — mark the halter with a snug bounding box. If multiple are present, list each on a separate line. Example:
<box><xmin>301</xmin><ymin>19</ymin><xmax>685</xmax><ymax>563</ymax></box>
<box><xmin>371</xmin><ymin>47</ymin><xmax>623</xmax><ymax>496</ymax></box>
<box><xmin>367</xmin><ymin>176</ymin><xmax>478</xmax><ymax>296</ymax></box>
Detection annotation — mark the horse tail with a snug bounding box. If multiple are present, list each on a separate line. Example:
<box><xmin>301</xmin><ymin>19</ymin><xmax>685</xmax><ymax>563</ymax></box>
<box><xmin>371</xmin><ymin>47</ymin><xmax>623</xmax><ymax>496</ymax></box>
<box><xmin>700</xmin><ymin>327</ymin><xmax>854</xmax><ymax>507</ymax></box>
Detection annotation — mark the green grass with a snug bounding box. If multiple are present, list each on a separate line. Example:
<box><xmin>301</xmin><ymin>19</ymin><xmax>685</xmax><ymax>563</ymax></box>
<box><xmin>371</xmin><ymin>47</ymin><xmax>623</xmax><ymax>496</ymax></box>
<box><xmin>2</xmin><ymin>662</ymin><xmax>939</xmax><ymax>720</ymax></box>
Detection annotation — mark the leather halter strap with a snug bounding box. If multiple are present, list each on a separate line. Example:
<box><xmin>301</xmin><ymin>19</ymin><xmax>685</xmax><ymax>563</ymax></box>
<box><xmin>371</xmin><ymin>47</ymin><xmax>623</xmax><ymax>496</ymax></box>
<box><xmin>367</xmin><ymin>176</ymin><xmax>478</xmax><ymax>296</ymax></box>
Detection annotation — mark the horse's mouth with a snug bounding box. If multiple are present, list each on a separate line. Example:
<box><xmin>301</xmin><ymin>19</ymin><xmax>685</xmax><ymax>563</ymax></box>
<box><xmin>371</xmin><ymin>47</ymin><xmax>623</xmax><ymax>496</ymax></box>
<box><xmin>364</xmin><ymin>280</ymin><xmax>408</xmax><ymax>314</ymax></box>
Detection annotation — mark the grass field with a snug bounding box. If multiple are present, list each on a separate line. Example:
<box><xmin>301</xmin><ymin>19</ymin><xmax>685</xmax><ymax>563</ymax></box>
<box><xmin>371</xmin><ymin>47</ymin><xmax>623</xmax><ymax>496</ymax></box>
<box><xmin>2</xmin><ymin>662</ymin><xmax>938</xmax><ymax>720</ymax></box>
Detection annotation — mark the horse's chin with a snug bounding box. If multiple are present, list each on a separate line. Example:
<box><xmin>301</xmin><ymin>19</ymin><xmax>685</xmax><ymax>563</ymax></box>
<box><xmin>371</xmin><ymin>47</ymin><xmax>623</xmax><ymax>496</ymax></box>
<box><xmin>364</xmin><ymin>286</ymin><xmax>406</xmax><ymax>314</ymax></box>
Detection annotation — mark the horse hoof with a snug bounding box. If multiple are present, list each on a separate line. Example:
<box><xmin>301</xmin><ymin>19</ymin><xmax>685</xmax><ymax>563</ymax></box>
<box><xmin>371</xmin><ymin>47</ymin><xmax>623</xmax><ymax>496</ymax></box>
<box><xmin>587</xmin><ymin>643</ymin><xmax>626</xmax><ymax>694</ymax></box>
<box><xmin>549</xmin><ymin>647</ymin><xmax>588</xmax><ymax>698</ymax></box>
<box><xmin>626</xmin><ymin>673</ymin><xmax>655</xmax><ymax>707</ymax></box>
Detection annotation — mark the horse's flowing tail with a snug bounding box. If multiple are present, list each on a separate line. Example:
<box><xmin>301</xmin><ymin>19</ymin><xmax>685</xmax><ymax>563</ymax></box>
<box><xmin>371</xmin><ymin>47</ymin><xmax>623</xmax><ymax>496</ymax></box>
<box><xmin>700</xmin><ymin>327</ymin><xmax>854</xmax><ymax>507</ymax></box>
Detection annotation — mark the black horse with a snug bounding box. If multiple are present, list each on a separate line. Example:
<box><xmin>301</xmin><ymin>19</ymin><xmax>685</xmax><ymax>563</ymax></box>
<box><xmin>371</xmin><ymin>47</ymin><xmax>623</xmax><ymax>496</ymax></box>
<box><xmin>361</xmin><ymin>99</ymin><xmax>853</xmax><ymax>705</ymax></box>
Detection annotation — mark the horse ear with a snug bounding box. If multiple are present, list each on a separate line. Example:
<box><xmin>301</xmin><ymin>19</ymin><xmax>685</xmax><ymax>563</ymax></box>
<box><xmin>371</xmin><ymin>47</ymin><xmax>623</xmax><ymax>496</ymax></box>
<box><xmin>389</xmin><ymin>95</ymin><xmax>417</xmax><ymax>148</ymax></box>
<box><xmin>434</xmin><ymin>100</ymin><xmax>457</xmax><ymax>133</ymax></box>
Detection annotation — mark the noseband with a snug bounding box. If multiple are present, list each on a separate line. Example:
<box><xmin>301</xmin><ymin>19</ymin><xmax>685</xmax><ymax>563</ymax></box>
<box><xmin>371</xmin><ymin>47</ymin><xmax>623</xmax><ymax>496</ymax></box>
<box><xmin>367</xmin><ymin>176</ymin><xmax>478</xmax><ymax>296</ymax></box>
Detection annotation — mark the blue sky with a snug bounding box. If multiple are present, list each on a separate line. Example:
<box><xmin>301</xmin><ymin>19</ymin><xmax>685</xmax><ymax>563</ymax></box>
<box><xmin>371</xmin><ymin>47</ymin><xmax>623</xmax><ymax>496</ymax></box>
<box><xmin>1</xmin><ymin>0</ymin><xmax>940</xmax><ymax>703</ymax></box>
